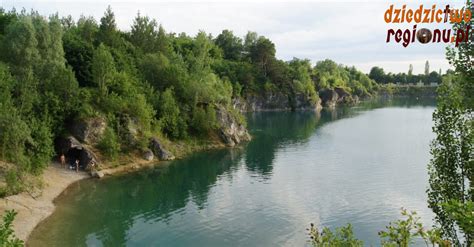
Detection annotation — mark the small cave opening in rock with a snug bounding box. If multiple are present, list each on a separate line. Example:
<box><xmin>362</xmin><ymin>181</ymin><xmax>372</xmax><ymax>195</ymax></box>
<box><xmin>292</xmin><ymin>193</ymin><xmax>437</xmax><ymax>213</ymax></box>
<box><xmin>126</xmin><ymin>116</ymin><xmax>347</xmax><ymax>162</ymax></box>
<box><xmin>56</xmin><ymin>137</ymin><xmax>96</xmax><ymax>171</ymax></box>
<box><xmin>65</xmin><ymin>147</ymin><xmax>83</xmax><ymax>169</ymax></box>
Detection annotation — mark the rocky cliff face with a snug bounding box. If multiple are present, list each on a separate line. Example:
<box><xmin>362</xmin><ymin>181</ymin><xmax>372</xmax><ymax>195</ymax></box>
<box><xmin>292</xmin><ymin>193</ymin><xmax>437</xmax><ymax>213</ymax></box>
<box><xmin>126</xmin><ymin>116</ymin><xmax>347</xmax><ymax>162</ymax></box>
<box><xmin>149</xmin><ymin>137</ymin><xmax>175</xmax><ymax>161</ymax></box>
<box><xmin>70</xmin><ymin>117</ymin><xmax>107</xmax><ymax>145</ymax></box>
<box><xmin>293</xmin><ymin>92</ymin><xmax>323</xmax><ymax>111</ymax></box>
<box><xmin>244</xmin><ymin>92</ymin><xmax>291</xmax><ymax>111</ymax></box>
<box><xmin>216</xmin><ymin>105</ymin><xmax>251</xmax><ymax>147</ymax></box>
<box><xmin>223</xmin><ymin>91</ymin><xmax>323</xmax><ymax>146</ymax></box>
<box><xmin>56</xmin><ymin>136</ymin><xmax>99</xmax><ymax>170</ymax></box>
<box><xmin>237</xmin><ymin>92</ymin><xmax>322</xmax><ymax>112</ymax></box>
<box><xmin>319</xmin><ymin>87</ymin><xmax>359</xmax><ymax>108</ymax></box>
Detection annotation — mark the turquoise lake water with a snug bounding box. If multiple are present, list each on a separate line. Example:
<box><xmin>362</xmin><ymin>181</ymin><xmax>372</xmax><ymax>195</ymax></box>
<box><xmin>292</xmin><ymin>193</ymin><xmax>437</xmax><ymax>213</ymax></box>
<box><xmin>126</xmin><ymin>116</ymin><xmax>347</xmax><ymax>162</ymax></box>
<box><xmin>29</xmin><ymin>98</ymin><xmax>436</xmax><ymax>246</ymax></box>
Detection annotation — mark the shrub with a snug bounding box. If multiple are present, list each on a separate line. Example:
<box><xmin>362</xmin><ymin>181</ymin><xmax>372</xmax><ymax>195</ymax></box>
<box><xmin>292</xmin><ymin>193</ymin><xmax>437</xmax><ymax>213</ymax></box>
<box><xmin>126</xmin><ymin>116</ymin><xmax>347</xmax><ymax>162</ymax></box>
<box><xmin>308</xmin><ymin>209</ymin><xmax>451</xmax><ymax>247</ymax></box>
<box><xmin>0</xmin><ymin>210</ymin><xmax>23</xmax><ymax>247</ymax></box>
<box><xmin>379</xmin><ymin>209</ymin><xmax>449</xmax><ymax>247</ymax></box>
<box><xmin>158</xmin><ymin>88</ymin><xmax>186</xmax><ymax>139</ymax></box>
<box><xmin>307</xmin><ymin>223</ymin><xmax>363</xmax><ymax>247</ymax></box>
<box><xmin>27</xmin><ymin>120</ymin><xmax>54</xmax><ymax>174</ymax></box>
<box><xmin>190</xmin><ymin>105</ymin><xmax>218</xmax><ymax>136</ymax></box>
<box><xmin>97</xmin><ymin>127</ymin><xmax>120</xmax><ymax>160</ymax></box>
<box><xmin>5</xmin><ymin>170</ymin><xmax>23</xmax><ymax>196</ymax></box>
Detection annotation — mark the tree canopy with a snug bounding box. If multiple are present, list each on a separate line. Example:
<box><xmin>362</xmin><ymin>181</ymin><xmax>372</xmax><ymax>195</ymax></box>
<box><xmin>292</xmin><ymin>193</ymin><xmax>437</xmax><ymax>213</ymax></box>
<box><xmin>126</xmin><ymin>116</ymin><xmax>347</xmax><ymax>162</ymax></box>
<box><xmin>0</xmin><ymin>6</ymin><xmax>378</xmax><ymax>196</ymax></box>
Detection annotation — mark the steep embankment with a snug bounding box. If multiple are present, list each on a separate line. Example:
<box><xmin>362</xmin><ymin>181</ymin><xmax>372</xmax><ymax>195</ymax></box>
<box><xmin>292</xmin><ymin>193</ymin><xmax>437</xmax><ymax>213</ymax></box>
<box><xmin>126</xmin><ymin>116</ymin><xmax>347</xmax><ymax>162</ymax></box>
<box><xmin>1</xmin><ymin>104</ymin><xmax>252</xmax><ymax>242</ymax></box>
<box><xmin>8</xmin><ymin>86</ymin><xmax>354</xmax><ymax>242</ymax></box>
<box><xmin>53</xmin><ymin>104</ymin><xmax>251</xmax><ymax>179</ymax></box>
<box><xmin>237</xmin><ymin>91</ymin><xmax>322</xmax><ymax>112</ymax></box>
<box><xmin>234</xmin><ymin>87</ymin><xmax>362</xmax><ymax>112</ymax></box>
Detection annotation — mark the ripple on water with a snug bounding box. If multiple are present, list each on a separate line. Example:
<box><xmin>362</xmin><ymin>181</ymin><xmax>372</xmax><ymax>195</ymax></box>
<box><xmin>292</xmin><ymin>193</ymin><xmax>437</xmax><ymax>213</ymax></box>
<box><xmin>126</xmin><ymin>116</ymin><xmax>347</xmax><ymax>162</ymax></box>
<box><xmin>28</xmin><ymin>98</ymin><xmax>436</xmax><ymax>246</ymax></box>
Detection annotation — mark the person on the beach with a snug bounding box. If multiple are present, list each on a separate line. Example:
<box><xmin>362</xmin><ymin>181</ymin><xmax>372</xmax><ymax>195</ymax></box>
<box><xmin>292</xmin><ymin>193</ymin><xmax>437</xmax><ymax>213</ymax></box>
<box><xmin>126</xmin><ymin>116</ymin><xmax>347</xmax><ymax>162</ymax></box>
<box><xmin>90</xmin><ymin>161</ymin><xmax>96</xmax><ymax>172</ymax></box>
<box><xmin>60</xmin><ymin>154</ymin><xmax>66</xmax><ymax>168</ymax></box>
<box><xmin>75</xmin><ymin>159</ymin><xmax>80</xmax><ymax>172</ymax></box>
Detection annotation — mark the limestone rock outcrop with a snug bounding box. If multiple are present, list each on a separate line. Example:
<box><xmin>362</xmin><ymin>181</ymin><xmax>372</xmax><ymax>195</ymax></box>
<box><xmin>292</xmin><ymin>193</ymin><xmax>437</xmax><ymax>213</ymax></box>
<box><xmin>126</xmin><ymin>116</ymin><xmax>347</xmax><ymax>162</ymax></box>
<box><xmin>56</xmin><ymin>136</ymin><xmax>99</xmax><ymax>171</ymax></box>
<box><xmin>70</xmin><ymin>117</ymin><xmax>106</xmax><ymax>145</ymax></box>
<box><xmin>216</xmin><ymin>106</ymin><xmax>251</xmax><ymax>147</ymax></box>
<box><xmin>143</xmin><ymin>149</ymin><xmax>154</xmax><ymax>161</ymax></box>
<box><xmin>149</xmin><ymin>138</ymin><xmax>175</xmax><ymax>161</ymax></box>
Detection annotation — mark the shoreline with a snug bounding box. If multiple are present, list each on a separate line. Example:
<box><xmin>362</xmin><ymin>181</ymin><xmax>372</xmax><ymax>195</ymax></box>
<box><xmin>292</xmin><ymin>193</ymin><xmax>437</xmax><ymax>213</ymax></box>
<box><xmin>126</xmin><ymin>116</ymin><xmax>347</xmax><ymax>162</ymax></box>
<box><xmin>0</xmin><ymin>164</ymin><xmax>89</xmax><ymax>242</ymax></box>
<box><xmin>3</xmin><ymin>142</ymin><xmax>224</xmax><ymax>243</ymax></box>
<box><xmin>1</xmin><ymin>97</ymin><xmax>383</xmax><ymax>241</ymax></box>
<box><xmin>0</xmin><ymin>158</ymin><xmax>165</xmax><ymax>243</ymax></box>
<box><xmin>0</xmin><ymin>101</ymin><xmax>356</xmax><ymax>243</ymax></box>
<box><xmin>3</xmin><ymin>98</ymin><xmax>384</xmax><ymax>243</ymax></box>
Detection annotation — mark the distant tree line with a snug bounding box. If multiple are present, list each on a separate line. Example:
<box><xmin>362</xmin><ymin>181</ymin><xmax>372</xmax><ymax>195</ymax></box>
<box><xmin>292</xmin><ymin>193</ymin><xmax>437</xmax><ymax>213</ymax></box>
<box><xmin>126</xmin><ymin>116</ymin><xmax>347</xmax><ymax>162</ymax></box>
<box><xmin>368</xmin><ymin>61</ymin><xmax>449</xmax><ymax>85</ymax></box>
<box><xmin>0</xmin><ymin>7</ymin><xmax>378</xmax><ymax>195</ymax></box>
<box><xmin>308</xmin><ymin>1</ymin><xmax>473</xmax><ymax>245</ymax></box>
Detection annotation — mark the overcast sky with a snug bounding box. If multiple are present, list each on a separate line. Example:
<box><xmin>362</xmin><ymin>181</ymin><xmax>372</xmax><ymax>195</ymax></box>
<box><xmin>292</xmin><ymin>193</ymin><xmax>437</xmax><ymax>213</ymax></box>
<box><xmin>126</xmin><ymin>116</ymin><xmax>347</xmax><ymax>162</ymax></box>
<box><xmin>1</xmin><ymin>0</ymin><xmax>463</xmax><ymax>74</ymax></box>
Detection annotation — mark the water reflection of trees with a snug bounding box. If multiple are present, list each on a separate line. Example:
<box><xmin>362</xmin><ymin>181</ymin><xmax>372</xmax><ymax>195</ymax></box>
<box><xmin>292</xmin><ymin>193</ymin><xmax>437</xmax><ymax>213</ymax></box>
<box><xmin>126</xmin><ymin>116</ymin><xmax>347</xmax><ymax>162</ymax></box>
<box><xmin>31</xmin><ymin>148</ymin><xmax>244</xmax><ymax>246</ymax></box>
<box><xmin>243</xmin><ymin>97</ymin><xmax>436</xmax><ymax>178</ymax></box>
<box><xmin>244</xmin><ymin>109</ymin><xmax>356</xmax><ymax>177</ymax></box>
<box><xmin>360</xmin><ymin>96</ymin><xmax>436</xmax><ymax>109</ymax></box>
<box><xmin>244</xmin><ymin>112</ymin><xmax>320</xmax><ymax>178</ymax></box>
<box><xmin>30</xmin><ymin>97</ymin><xmax>436</xmax><ymax>246</ymax></box>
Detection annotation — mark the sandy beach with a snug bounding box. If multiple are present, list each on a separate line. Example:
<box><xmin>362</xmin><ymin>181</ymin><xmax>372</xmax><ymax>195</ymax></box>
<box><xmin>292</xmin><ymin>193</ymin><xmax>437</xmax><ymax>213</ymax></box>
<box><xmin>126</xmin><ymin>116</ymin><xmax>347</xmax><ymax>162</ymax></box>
<box><xmin>0</xmin><ymin>164</ymin><xmax>89</xmax><ymax>242</ymax></box>
<box><xmin>0</xmin><ymin>156</ymin><xmax>163</xmax><ymax>242</ymax></box>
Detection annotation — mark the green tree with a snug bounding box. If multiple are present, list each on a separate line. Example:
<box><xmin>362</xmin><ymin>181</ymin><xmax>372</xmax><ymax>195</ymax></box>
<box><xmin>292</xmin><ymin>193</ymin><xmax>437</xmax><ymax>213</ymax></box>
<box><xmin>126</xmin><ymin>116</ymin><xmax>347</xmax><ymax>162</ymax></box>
<box><xmin>190</xmin><ymin>105</ymin><xmax>217</xmax><ymax>136</ymax></box>
<box><xmin>98</xmin><ymin>126</ymin><xmax>120</xmax><ymax>160</ymax></box>
<box><xmin>288</xmin><ymin>58</ymin><xmax>318</xmax><ymax>103</ymax></box>
<box><xmin>427</xmin><ymin>1</ymin><xmax>473</xmax><ymax>244</ymax></box>
<box><xmin>0</xmin><ymin>9</ymin><xmax>17</xmax><ymax>38</ymax></box>
<box><xmin>0</xmin><ymin>210</ymin><xmax>24</xmax><ymax>247</ymax></box>
<box><xmin>158</xmin><ymin>88</ymin><xmax>185</xmax><ymax>139</ymax></box>
<box><xmin>378</xmin><ymin>209</ymin><xmax>425</xmax><ymax>247</ymax></box>
<box><xmin>424</xmin><ymin>60</ymin><xmax>430</xmax><ymax>76</ymax></box>
<box><xmin>446</xmin><ymin>1</ymin><xmax>474</xmax><ymax>107</ymax></box>
<box><xmin>139</xmin><ymin>52</ymin><xmax>170</xmax><ymax>90</ymax></box>
<box><xmin>31</xmin><ymin>13</ymin><xmax>66</xmax><ymax>71</ymax></box>
<box><xmin>369</xmin><ymin>66</ymin><xmax>386</xmax><ymax>84</ymax></box>
<box><xmin>313</xmin><ymin>59</ymin><xmax>348</xmax><ymax>90</ymax></box>
<box><xmin>243</xmin><ymin>31</ymin><xmax>258</xmax><ymax>55</ymax></box>
<box><xmin>427</xmin><ymin>71</ymin><xmax>441</xmax><ymax>84</ymax></box>
<box><xmin>97</xmin><ymin>6</ymin><xmax>118</xmax><ymax>46</ymax></box>
<box><xmin>0</xmin><ymin>64</ymin><xmax>30</xmax><ymax>168</ymax></box>
<box><xmin>1</xmin><ymin>16</ymin><xmax>39</xmax><ymax>77</ymax></box>
<box><xmin>130</xmin><ymin>12</ymin><xmax>159</xmax><ymax>53</ymax></box>
<box><xmin>308</xmin><ymin>209</ymin><xmax>450</xmax><ymax>247</ymax></box>
<box><xmin>442</xmin><ymin>200</ymin><xmax>474</xmax><ymax>238</ymax></box>
<box><xmin>215</xmin><ymin>30</ymin><xmax>243</xmax><ymax>60</ymax></box>
<box><xmin>63</xmin><ymin>16</ymin><xmax>96</xmax><ymax>87</ymax></box>
<box><xmin>76</xmin><ymin>15</ymin><xmax>98</xmax><ymax>43</ymax></box>
<box><xmin>28</xmin><ymin>119</ymin><xmax>54</xmax><ymax>174</ymax></box>
<box><xmin>91</xmin><ymin>44</ymin><xmax>116</xmax><ymax>98</ymax></box>
<box><xmin>188</xmin><ymin>31</ymin><xmax>214</xmax><ymax>74</ymax></box>
<box><xmin>249</xmin><ymin>36</ymin><xmax>276</xmax><ymax>78</ymax></box>
<box><xmin>155</xmin><ymin>25</ymin><xmax>172</xmax><ymax>55</ymax></box>
<box><xmin>308</xmin><ymin>223</ymin><xmax>363</xmax><ymax>247</ymax></box>
<box><xmin>428</xmin><ymin>74</ymin><xmax>473</xmax><ymax>245</ymax></box>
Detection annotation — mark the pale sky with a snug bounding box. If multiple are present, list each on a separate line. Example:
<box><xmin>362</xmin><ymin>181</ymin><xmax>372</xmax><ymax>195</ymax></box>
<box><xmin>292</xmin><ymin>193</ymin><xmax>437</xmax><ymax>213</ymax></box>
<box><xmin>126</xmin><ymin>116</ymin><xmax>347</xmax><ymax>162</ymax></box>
<box><xmin>1</xmin><ymin>0</ymin><xmax>464</xmax><ymax>74</ymax></box>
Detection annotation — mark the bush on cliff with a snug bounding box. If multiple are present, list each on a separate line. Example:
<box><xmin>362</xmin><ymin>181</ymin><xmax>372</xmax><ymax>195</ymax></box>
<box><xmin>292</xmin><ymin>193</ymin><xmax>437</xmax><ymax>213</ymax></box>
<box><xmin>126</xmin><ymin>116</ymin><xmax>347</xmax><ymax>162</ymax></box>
<box><xmin>0</xmin><ymin>7</ymin><xmax>377</xmax><ymax>195</ymax></box>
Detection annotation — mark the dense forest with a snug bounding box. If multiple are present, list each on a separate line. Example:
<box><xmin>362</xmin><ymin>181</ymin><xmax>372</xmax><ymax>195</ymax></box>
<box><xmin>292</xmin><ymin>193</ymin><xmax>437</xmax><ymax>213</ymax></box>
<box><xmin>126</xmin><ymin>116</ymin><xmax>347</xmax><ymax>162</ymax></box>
<box><xmin>0</xmin><ymin>5</ymin><xmax>451</xmax><ymax>198</ymax></box>
<box><xmin>0</xmin><ymin>2</ymin><xmax>471</xmax><ymax>246</ymax></box>
<box><xmin>0</xmin><ymin>6</ymin><xmax>378</xmax><ymax>195</ymax></box>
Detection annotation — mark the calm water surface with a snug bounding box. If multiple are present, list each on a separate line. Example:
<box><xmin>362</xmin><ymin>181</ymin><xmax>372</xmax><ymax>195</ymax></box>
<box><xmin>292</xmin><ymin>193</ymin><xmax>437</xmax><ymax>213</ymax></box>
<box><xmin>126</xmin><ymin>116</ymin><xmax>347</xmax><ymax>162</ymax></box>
<box><xmin>29</xmin><ymin>98</ymin><xmax>436</xmax><ymax>246</ymax></box>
